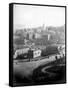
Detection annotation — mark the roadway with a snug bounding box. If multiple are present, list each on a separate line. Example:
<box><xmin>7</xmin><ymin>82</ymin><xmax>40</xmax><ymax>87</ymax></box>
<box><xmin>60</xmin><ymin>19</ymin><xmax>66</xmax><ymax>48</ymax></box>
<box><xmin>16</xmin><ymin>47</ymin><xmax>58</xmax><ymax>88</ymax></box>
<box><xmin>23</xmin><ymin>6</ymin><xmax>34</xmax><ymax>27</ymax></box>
<box><xmin>13</xmin><ymin>50</ymin><xmax>65</xmax><ymax>78</ymax></box>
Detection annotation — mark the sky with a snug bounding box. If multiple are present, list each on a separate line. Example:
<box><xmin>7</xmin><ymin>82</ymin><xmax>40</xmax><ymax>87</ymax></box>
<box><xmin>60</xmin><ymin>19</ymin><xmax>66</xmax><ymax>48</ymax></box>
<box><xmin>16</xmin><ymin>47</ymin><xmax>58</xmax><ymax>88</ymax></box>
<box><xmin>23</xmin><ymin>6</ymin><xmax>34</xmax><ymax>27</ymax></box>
<box><xmin>13</xmin><ymin>4</ymin><xmax>65</xmax><ymax>30</ymax></box>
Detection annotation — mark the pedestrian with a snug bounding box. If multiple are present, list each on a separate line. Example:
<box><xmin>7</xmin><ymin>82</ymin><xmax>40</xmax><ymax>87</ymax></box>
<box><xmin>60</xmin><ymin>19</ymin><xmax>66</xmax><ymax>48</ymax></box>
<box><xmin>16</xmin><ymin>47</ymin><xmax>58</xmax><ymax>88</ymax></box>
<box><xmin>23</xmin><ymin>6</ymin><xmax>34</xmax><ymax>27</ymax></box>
<box><xmin>55</xmin><ymin>56</ymin><xmax>57</xmax><ymax>60</ymax></box>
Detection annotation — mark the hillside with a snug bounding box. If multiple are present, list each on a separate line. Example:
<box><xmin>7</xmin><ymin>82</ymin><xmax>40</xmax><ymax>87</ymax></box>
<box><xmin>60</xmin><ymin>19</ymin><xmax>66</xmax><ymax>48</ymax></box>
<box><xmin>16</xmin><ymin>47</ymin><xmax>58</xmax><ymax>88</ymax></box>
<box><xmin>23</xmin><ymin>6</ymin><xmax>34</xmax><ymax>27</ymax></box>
<box><xmin>13</xmin><ymin>25</ymin><xmax>65</xmax><ymax>51</ymax></box>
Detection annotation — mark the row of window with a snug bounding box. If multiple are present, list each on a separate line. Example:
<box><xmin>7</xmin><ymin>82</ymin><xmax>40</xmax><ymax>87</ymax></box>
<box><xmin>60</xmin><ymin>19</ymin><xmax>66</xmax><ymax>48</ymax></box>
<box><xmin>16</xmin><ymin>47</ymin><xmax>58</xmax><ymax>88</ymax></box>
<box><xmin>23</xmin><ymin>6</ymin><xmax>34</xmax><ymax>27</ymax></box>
<box><xmin>34</xmin><ymin>51</ymin><xmax>41</xmax><ymax>56</ymax></box>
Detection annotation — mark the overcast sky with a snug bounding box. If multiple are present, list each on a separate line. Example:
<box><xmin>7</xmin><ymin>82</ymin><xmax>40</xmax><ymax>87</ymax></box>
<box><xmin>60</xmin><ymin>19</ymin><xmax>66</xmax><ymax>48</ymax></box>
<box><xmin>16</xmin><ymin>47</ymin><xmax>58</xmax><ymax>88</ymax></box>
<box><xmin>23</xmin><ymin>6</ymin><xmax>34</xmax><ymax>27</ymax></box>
<box><xmin>13</xmin><ymin>4</ymin><xmax>65</xmax><ymax>30</ymax></box>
